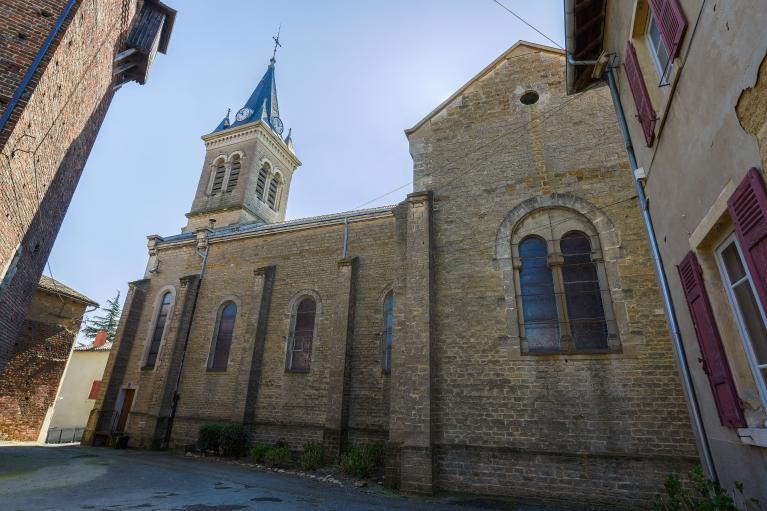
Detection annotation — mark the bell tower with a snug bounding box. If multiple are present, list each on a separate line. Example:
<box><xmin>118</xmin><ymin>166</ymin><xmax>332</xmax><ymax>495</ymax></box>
<box><xmin>184</xmin><ymin>49</ymin><xmax>300</xmax><ymax>232</ymax></box>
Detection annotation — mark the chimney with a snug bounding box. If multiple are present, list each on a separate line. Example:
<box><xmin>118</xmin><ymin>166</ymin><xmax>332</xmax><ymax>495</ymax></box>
<box><xmin>93</xmin><ymin>330</ymin><xmax>108</xmax><ymax>348</ymax></box>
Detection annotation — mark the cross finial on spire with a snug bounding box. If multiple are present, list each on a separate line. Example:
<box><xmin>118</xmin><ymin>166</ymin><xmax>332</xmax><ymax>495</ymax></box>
<box><xmin>271</xmin><ymin>25</ymin><xmax>282</xmax><ymax>63</ymax></box>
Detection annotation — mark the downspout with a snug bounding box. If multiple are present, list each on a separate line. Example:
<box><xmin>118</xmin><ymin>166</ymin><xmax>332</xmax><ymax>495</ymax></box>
<box><xmin>161</xmin><ymin>231</ymin><xmax>209</xmax><ymax>450</ymax></box>
<box><xmin>0</xmin><ymin>0</ymin><xmax>77</xmax><ymax>137</ymax></box>
<box><xmin>342</xmin><ymin>216</ymin><xmax>349</xmax><ymax>258</ymax></box>
<box><xmin>603</xmin><ymin>65</ymin><xmax>716</xmax><ymax>480</ymax></box>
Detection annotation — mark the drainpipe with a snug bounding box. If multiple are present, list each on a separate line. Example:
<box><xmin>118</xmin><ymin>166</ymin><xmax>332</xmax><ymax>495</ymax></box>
<box><xmin>161</xmin><ymin>229</ymin><xmax>210</xmax><ymax>450</ymax></box>
<box><xmin>603</xmin><ymin>66</ymin><xmax>716</xmax><ymax>480</ymax></box>
<box><xmin>0</xmin><ymin>0</ymin><xmax>77</xmax><ymax>137</ymax></box>
<box><xmin>342</xmin><ymin>216</ymin><xmax>349</xmax><ymax>258</ymax></box>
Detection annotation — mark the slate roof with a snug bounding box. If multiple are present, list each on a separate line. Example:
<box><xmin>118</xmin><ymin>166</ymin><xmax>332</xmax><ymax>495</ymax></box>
<box><xmin>157</xmin><ymin>204</ymin><xmax>396</xmax><ymax>246</ymax></box>
<box><xmin>37</xmin><ymin>275</ymin><xmax>98</xmax><ymax>307</ymax></box>
<box><xmin>217</xmin><ymin>59</ymin><xmax>280</xmax><ymax>132</ymax></box>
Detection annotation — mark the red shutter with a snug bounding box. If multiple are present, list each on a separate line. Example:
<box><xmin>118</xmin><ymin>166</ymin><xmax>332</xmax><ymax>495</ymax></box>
<box><xmin>624</xmin><ymin>41</ymin><xmax>657</xmax><ymax>147</ymax></box>
<box><xmin>648</xmin><ymin>0</ymin><xmax>688</xmax><ymax>59</ymax></box>
<box><xmin>728</xmin><ymin>167</ymin><xmax>767</xmax><ymax>311</ymax></box>
<box><xmin>88</xmin><ymin>380</ymin><xmax>102</xmax><ymax>400</ymax></box>
<box><xmin>678</xmin><ymin>252</ymin><xmax>746</xmax><ymax>428</ymax></box>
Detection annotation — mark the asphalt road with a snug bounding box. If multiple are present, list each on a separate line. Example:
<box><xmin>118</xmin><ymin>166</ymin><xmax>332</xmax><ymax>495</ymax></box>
<box><xmin>0</xmin><ymin>443</ymin><xmax>580</xmax><ymax>511</ymax></box>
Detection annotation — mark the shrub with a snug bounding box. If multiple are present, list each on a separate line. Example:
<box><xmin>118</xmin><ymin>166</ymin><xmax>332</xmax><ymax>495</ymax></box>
<box><xmin>198</xmin><ymin>424</ymin><xmax>224</xmax><ymax>454</ymax></box>
<box><xmin>264</xmin><ymin>446</ymin><xmax>292</xmax><ymax>469</ymax></box>
<box><xmin>652</xmin><ymin>465</ymin><xmax>762</xmax><ymax>511</ymax></box>
<box><xmin>249</xmin><ymin>442</ymin><xmax>271</xmax><ymax>463</ymax></box>
<box><xmin>339</xmin><ymin>443</ymin><xmax>385</xmax><ymax>478</ymax></box>
<box><xmin>220</xmin><ymin>423</ymin><xmax>248</xmax><ymax>457</ymax></box>
<box><xmin>299</xmin><ymin>442</ymin><xmax>323</xmax><ymax>471</ymax></box>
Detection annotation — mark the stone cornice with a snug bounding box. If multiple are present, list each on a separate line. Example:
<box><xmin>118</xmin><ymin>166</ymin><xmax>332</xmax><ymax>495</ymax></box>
<box><xmin>201</xmin><ymin>120</ymin><xmax>301</xmax><ymax>168</ymax></box>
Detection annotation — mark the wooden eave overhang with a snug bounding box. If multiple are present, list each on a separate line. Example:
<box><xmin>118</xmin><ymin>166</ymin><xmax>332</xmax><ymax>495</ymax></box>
<box><xmin>565</xmin><ymin>0</ymin><xmax>607</xmax><ymax>94</ymax></box>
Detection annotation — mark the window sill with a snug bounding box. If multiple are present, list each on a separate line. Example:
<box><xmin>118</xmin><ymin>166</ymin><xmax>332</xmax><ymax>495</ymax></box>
<box><xmin>516</xmin><ymin>348</ymin><xmax>627</xmax><ymax>361</ymax></box>
<box><xmin>140</xmin><ymin>366</ymin><xmax>155</xmax><ymax>372</ymax></box>
<box><xmin>737</xmin><ymin>428</ymin><xmax>767</xmax><ymax>448</ymax></box>
<box><xmin>206</xmin><ymin>368</ymin><xmax>227</xmax><ymax>373</ymax></box>
<box><xmin>285</xmin><ymin>368</ymin><xmax>310</xmax><ymax>374</ymax></box>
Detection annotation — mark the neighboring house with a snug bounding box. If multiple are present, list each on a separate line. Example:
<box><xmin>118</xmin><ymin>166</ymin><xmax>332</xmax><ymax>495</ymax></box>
<box><xmin>86</xmin><ymin>42</ymin><xmax>698</xmax><ymax>507</ymax></box>
<box><xmin>564</xmin><ymin>0</ymin><xmax>767</xmax><ymax>502</ymax></box>
<box><xmin>39</xmin><ymin>330</ymin><xmax>112</xmax><ymax>444</ymax></box>
<box><xmin>0</xmin><ymin>0</ymin><xmax>176</xmax><ymax>374</ymax></box>
<box><xmin>0</xmin><ymin>275</ymin><xmax>97</xmax><ymax>441</ymax></box>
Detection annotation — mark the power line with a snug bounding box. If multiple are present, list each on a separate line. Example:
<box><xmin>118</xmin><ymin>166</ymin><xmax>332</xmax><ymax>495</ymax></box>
<box><xmin>352</xmin><ymin>89</ymin><xmax>586</xmax><ymax>211</ymax></box>
<box><xmin>491</xmin><ymin>0</ymin><xmax>564</xmax><ymax>50</ymax></box>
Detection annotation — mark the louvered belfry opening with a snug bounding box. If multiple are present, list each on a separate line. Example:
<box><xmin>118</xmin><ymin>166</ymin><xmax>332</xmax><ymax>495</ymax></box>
<box><xmin>226</xmin><ymin>156</ymin><xmax>241</xmax><ymax>192</ymax></box>
<box><xmin>256</xmin><ymin>164</ymin><xmax>269</xmax><ymax>200</ymax></box>
<box><xmin>211</xmin><ymin>161</ymin><xmax>226</xmax><ymax>195</ymax></box>
<box><xmin>267</xmin><ymin>175</ymin><xmax>280</xmax><ymax>209</ymax></box>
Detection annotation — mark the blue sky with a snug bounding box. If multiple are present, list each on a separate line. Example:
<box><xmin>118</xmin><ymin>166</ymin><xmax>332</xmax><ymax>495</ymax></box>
<box><xmin>48</xmin><ymin>0</ymin><xmax>565</xmax><ymax>340</ymax></box>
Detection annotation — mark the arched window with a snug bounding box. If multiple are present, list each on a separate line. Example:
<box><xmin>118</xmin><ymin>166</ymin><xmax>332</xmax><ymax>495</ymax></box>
<box><xmin>561</xmin><ymin>232</ymin><xmax>608</xmax><ymax>349</ymax></box>
<box><xmin>382</xmin><ymin>291</ymin><xmax>394</xmax><ymax>372</ymax></box>
<box><xmin>518</xmin><ymin>236</ymin><xmax>559</xmax><ymax>351</ymax></box>
<box><xmin>267</xmin><ymin>174</ymin><xmax>281</xmax><ymax>209</ymax></box>
<box><xmin>225</xmin><ymin>155</ymin><xmax>241</xmax><ymax>192</ymax></box>
<box><xmin>506</xmin><ymin>206</ymin><xmax>619</xmax><ymax>354</ymax></box>
<box><xmin>256</xmin><ymin>163</ymin><xmax>270</xmax><ymax>200</ymax></box>
<box><xmin>209</xmin><ymin>302</ymin><xmax>237</xmax><ymax>371</ymax></box>
<box><xmin>211</xmin><ymin>159</ymin><xmax>226</xmax><ymax>195</ymax></box>
<box><xmin>144</xmin><ymin>291</ymin><xmax>172</xmax><ymax>369</ymax></box>
<box><xmin>287</xmin><ymin>297</ymin><xmax>316</xmax><ymax>372</ymax></box>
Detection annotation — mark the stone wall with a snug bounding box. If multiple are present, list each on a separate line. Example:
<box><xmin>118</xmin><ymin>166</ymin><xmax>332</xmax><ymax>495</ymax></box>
<box><xmin>0</xmin><ymin>0</ymin><xmax>137</xmax><ymax>373</ymax></box>
<box><xmin>405</xmin><ymin>44</ymin><xmax>698</xmax><ymax>506</ymax></box>
<box><xmin>0</xmin><ymin>289</ymin><xmax>87</xmax><ymax>440</ymax></box>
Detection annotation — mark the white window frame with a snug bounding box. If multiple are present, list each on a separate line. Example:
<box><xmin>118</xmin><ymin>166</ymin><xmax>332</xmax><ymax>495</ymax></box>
<box><xmin>715</xmin><ymin>233</ymin><xmax>767</xmax><ymax>412</ymax></box>
<box><xmin>645</xmin><ymin>12</ymin><xmax>672</xmax><ymax>86</ymax></box>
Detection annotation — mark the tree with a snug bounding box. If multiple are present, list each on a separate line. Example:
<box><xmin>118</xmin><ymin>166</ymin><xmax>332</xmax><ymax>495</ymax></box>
<box><xmin>82</xmin><ymin>291</ymin><xmax>121</xmax><ymax>342</ymax></box>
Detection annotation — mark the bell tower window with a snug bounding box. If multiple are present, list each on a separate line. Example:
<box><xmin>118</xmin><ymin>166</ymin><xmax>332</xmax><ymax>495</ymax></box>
<box><xmin>267</xmin><ymin>174</ymin><xmax>281</xmax><ymax>209</ymax></box>
<box><xmin>256</xmin><ymin>163</ymin><xmax>270</xmax><ymax>201</ymax></box>
<box><xmin>211</xmin><ymin>159</ymin><xmax>226</xmax><ymax>195</ymax></box>
<box><xmin>225</xmin><ymin>155</ymin><xmax>241</xmax><ymax>192</ymax></box>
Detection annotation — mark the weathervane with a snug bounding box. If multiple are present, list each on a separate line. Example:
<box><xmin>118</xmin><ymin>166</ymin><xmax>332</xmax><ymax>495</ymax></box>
<box><xmin>271</xmin><ymin>25</ymin><xmax>282</xmax><ymax>61</ymax></box>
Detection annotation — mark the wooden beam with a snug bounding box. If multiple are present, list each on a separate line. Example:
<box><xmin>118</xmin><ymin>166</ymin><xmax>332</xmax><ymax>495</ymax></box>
<box><xmin>575</xmin><ymin>13</ymin><xmax>605</xmax><ymax>37</ymax></box>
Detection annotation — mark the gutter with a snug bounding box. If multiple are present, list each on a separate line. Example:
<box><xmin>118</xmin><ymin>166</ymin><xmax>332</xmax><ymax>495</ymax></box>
<box><xmin>0</xmin><ymin>0</ymin><xmax>77</xmax><ymax>138</ymax></box>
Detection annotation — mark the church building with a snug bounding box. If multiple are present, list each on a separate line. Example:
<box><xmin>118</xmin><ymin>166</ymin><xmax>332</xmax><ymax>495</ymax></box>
<box><xmin>85</xmin><ymin>41</ymin><xmax>700</xmax><ymax>507</ymax></box>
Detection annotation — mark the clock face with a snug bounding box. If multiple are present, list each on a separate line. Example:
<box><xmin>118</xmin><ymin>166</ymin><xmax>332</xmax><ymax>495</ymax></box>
<box><xmin>271</xmin><ymin>116</ymin><xmax>284</xmax><ymax>135</ymax></box>
<box><xmin>235</xmin><ymin>107</ymin><xmax>253</xmax><ymax>122</ymax></box>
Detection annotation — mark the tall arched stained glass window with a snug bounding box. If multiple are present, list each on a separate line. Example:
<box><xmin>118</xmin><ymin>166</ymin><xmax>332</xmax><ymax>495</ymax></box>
<box><xmin>144</xmin><ymin>291</ymin><xmax>172</xmax><ymax>369</ymax></box>
<box><xmin>287</xmin><ymin>298</ymin><xmax>316</xmax><ymax>371</ymax></box>
<box><xmin>561</xmin><ymin>232</ymin><xmax>608</xmax><ymax>349</ymax></box>
<box><xmin>382</xmin><ymin>291</ymin><xmax>394</xmax><ymax>372</ymax></box>
<box><xmin>519</xmin><ymin>236</ymin><xmax>559</xmax><ymax>351</ymax></box>
<box><xmin>209</xmin><ymin>302</ymin><xmax>237</xmax><ymax>371</ymax></box>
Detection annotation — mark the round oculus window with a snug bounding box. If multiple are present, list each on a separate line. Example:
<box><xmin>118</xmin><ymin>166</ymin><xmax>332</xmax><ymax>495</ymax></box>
<box><xmin>520</xmin><ymin>90</ymin><xmax>540</xmax><ymax>105</ymax></box>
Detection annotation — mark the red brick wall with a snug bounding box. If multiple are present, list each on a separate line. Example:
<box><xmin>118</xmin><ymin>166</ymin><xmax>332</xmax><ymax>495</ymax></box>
<box><xmin>0</xmin><ymin>0</ymin><xmax>138</xmax><ymax>373</ymax></box>
<box><xmin>0</xmin><ymin>290</ymin><xmax>87</xmax><ymax>440</ymax></box>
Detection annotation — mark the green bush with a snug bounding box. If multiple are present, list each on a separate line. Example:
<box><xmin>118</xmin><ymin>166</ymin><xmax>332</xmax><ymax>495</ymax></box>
<box><xmin>339</xmin><ymin>443</ymin><xmax>385</xmax><ymax>478</ymax></box>
<box><xmin>220</xmin><ymin>423</ymin><xmax>248</xmax><ymax>457</ymax></box>
<box><xmin>249</xmin><ymin>442</ymin><xmax>271</xmax><ymax>463</ymax></box>
<box><xmin>299</xmin><ymin>442</ymin><xmax>324</xmax><ymax>470</ymax></box>
<box><xmin>198</xmin><ymin>424</ymin><xmax>224</xmax><ymax>454</ymax></box>
<box><xmin>652</xmin><ymin>465</ymin><xmax>762</xmax><ymax>511</ymax></box>
<box><xmin>264</xmin><ymin>446</ymin><xmax>292</xmax><ymax>469</ymax></box>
